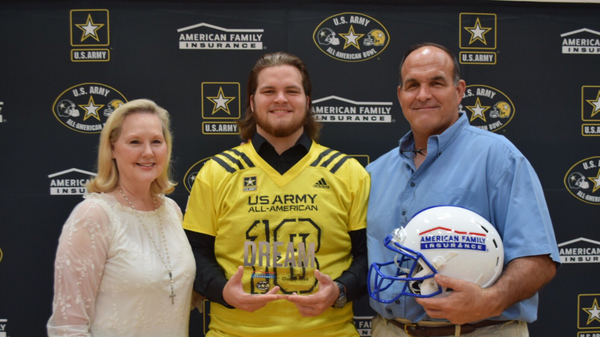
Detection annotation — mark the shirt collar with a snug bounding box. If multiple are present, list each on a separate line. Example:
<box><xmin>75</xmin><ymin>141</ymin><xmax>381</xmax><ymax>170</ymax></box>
<box><xmin>399</xmin><ymin>112</ymin><xmax>469</xmax><ymax>156</ymax></box>
<box><xmin>251</xmin><ymin>132</ymin><xmax>312</xmax><ymax>154</ymax></box>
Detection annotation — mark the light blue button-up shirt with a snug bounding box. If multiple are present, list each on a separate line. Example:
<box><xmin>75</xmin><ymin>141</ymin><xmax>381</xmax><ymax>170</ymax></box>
<box><xmin>366</xmin><ymin>113</ymin><xmax>560</xmax><ymax>323</ymax></box>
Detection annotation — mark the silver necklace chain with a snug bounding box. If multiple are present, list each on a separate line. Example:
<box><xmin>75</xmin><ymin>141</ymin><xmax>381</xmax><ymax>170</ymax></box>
<box><xmin>119</xmin><ymin>188</ymin><xmax>176</xmax><ymax>304</ymax></box>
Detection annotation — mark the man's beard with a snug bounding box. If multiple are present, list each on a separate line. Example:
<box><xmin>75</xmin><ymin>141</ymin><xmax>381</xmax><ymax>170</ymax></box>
<box><xmin>255</xmin><ymin>110</ymin><xmax>307</xmax><ymax>138</ymax></box>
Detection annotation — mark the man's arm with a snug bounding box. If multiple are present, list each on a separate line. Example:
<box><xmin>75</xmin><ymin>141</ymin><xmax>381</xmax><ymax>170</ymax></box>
<box><xmin>335</xmin><ymin>228</ymin><xmax>368</xmax><ymax>301</ymax></box>
<box><xmin>185</xmin><ymin>230</ymin><xmax>231</xmax><ymax>307</ymax></box>
<box><xmin>416</xmin><ymin>254</ymin><xmax>557</xmax><ymax>324</ymax></box>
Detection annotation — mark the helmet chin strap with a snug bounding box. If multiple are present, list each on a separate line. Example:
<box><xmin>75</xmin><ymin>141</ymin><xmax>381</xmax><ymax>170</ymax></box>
<box><xmin>431</xmin><ymin>251</ymin><xmax>458</xmax><ymax>270</ymax></box>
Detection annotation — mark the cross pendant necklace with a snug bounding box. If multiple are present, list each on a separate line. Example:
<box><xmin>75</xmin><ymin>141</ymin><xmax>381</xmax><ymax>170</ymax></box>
<box><xmin>169</xmin><ymin>272</ymin><xmax>176</xmax><ymax>304</ymax></box>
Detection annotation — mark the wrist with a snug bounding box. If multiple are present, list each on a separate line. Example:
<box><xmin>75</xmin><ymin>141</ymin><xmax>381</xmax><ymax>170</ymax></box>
<box><xmin>332</xmin><ymin>281</ymin><xmax>348</xmax><ymax>308</ymax></box>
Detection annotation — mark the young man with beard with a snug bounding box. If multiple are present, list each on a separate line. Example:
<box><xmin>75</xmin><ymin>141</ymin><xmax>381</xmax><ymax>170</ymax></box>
<box><xmin>183</xmin><ymin>52</ymin><xmax>370</xmax><ymax>337</ymax></box>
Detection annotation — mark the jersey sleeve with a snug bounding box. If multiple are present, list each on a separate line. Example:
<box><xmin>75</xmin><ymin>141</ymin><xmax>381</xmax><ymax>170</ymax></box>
<box><xmin>47</xmin><ymin>199</ymin><xmax>112</xmax><ymax>337</ymax></box>
<box><xmin>183</xmin><ymin>160</ymin><xmax>219</xmax><ymax>236</ymax></box>
<box><xmin>346</xmin><ymin>159</ymin><xmax>370</xmax><ymax>232</ymax></box>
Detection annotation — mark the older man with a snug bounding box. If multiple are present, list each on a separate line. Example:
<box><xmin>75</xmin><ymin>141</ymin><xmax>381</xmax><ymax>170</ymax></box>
<box><xmin>366</xmin><ymin>42</ymin><xmax>559</xmax><ymax>336</ymax></box>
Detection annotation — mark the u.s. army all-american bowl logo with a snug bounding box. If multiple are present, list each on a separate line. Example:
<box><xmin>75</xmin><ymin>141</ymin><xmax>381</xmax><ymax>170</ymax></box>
<box><xmin>459</xmin><ymin>84</ymin><xmax>514</xmax><ymax>132</ymax></box>
<box><xmin>313</xmin><ymin>12</ymin><xmax>389</xmax><ymax>62</ymax></box>
<box><xmin>564</xmin><ymin>156</ymin><xmax>600</xmax><ymax>205</ymax></box>
<box><xmin>183</xmin><ymin>158</ymin><xmax>212</xmax><ymax>193</ymax></box>
<box><xmin>53</xmin><ymin>83</ymin><xmax>127</xmax><ymax>134</ymax></box>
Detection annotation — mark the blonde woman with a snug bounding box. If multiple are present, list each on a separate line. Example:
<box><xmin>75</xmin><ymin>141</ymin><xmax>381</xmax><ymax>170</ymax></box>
<box><xmin>48</xmin><ymin>99</ymin><xmax>195</xmax><ymax>336</ymax></box>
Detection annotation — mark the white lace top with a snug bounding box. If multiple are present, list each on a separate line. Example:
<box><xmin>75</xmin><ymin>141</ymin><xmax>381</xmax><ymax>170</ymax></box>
<box><xmin>47</xmin><ymin>193</ymin><xmax>196</xmax><ymax>337</ymax></box>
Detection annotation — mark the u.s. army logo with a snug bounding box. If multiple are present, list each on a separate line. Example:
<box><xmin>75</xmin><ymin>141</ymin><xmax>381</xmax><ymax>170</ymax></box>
<box><xmin>53</xmin><ymin>83</ymin><xmax>126</xmax><ymax>134</ymax></box>
<box><xmin>582</xmin><ymin>86</ymin><xmax>600</xmax><ymax>136</ymax></box>
<box><xmin>313</xmin><ymin>12</ymin><xmax>389</xmax><ymax>62</ymax></box>
<box><xmin>70</xmin><ymin>9</ymin><xmax>110</xmax><ymax>62</ymax></box>
<box><xmin>579</xmin><ymin>294</ymin><xmax>600</xmax><ymax>329</ymax></box>
<box><xmin>564</xmin><ymin>156</ymin><xmax>600</xmax><ymax>205</ymax></box>
<box><xmin>460</xmin><ymin>84</ymin><xmax>514</xmax><ymax>132</ymax></box>
<box><xmin>201</xmin><ymin>82</ymin><xmax>240</xmax><ymax>135</ymax></box>
<box><xmin>459</xmin><ymin>13</ymin><xmax>497</xmax><ymax>65</ymax></box>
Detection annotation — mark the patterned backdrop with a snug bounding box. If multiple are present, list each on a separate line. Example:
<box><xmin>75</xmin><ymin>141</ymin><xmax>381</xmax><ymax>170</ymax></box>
<box><xmin>0</xmin><ymin>1</ymin><xmax>599</xmax><ymax>336</ymax></box>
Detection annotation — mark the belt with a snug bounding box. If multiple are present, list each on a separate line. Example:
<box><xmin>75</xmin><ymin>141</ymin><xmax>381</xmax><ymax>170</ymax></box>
<box><xmin>386</xmin><ymin>319</ymin><xmax>510</xmax><ymax>337</ymax></box>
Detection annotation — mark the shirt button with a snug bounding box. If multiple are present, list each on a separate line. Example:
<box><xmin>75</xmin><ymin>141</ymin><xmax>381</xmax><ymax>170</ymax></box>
<box><xmin>410</xmin><ymin>182</ymin><xmax>415</xmax><ymax>187</ymax></box>
<box><xmin>395</xmin><ymin>300</ymin><xmax>400</xmax><ymax>304</ymax></box>
<box><xmin>402</xmin><ymin>211</ymin><xmax>406</xmax><ymax>215</ymax></box>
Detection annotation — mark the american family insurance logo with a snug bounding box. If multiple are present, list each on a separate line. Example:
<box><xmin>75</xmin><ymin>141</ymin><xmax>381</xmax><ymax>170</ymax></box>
<box><xmin>312</xmin><ymin>95</ymin><xmax>393</xmax><ymax>123</ymax></box>
<box><xmin>562</xmin><ymin>28</ymin><xmax>600</xmax><ymax>54</ymax></box>
<box><xmin>49</xmin><ymin>168</ymin><xmax>97</xmax><ymax>195</ymax></box>
<box><xmin>559</xmin><ymin>237</ymin><xmax>600</xmax><ymax>264</ymax></box>
<box><xmin>177</xmin><ymin>23</ymin><xmax>264</xmax><ymax>50</ymax></box>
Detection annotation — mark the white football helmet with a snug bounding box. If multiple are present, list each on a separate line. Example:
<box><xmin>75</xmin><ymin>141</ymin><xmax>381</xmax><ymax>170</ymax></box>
<box><xmin>369</xmin><ymin>206</ymin><xmax>504</xmax><ymax>303</ymax></box>
<box><xmin>316</xmin><ymin>28</ymin><xmax>340</xmax><ymax>46</ymax></box>
<box><xmin>56</xmin><ymin>99</ymin><xmax>80</xmax><ymax>118</ymax></box>
<box><xmin>567</xmin><ymin>172</ymin><xmax>590</xmax><ymax>190</ymax></box>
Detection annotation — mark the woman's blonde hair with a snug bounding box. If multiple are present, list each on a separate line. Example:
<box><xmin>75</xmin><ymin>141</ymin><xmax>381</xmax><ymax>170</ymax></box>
<box><xmin>87</xmin><ymin>99</ymin><xmax>176</xmax><ymax>195</ymax></box>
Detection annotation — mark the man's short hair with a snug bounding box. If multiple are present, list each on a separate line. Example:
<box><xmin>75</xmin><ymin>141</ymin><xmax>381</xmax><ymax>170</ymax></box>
<box><xmin>398</xmin><ymin>42</ymin><xmax>461</xmax><ymax>86</ymax></box>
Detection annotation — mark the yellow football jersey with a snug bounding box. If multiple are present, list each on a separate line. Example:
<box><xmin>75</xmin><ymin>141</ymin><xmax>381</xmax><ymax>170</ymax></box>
<box><xmin>184</xmin><ymin>140</ymin><xmax>369</xmax><ymax>337</ymax></box>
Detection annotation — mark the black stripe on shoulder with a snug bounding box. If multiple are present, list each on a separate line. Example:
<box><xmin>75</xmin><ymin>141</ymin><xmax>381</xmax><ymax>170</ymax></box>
<box><xmin>212</xmin><ymin>148</ymin><xmax>255</xmax><ymax>173</ymax></box>
<box><xmin>320</xmin><ymin>151</ymin><xmax>343</xmax><ymax>167</ymax></box>
<box><xmin>231</xmin><ymin>149</ymin><xmax>255</xmax><ymax>168</ymax></box>
<box><xmin>330</xmin><ymin>155</ymin><xmax>351</xmax><ymax>174</ymax></box>
<box><xmin>212</xmin><ymin>155</ymin><xmax>236</xmax><ymax>173</ymax></box>
<box><xmin>310</xmin><ymin>148</ymin><xmax>335</xmax><ymax>167</ymax></box>
<box><xmin>219</xmin><ymin>151</ymin><xmax>244</xmax><ymax>171</ymax></box>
